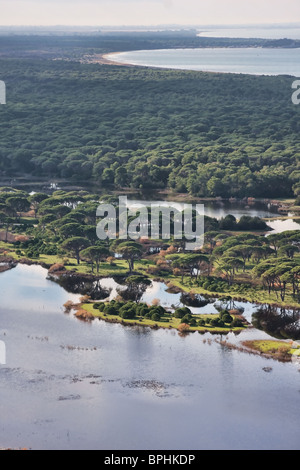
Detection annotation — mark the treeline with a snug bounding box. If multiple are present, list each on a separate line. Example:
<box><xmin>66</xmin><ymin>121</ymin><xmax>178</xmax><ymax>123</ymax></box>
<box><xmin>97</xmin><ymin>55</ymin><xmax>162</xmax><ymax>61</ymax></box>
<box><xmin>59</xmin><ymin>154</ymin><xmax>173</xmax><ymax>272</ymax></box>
<box><xmin>0</xmin><ymin>40</ymin><xmax>299</xmax><ymax>198</ymax></box>
<box><xmin>0</xmin><ymin>189</ymin><xmax>270</xmax><ymax>262</ymax></box>
<box><xmin>164</xmin><ymin>229</ymin><xmax>300</xmax><ymax>302</ymax></box>
<box><xmin>92</xmin><ymin>299</ymin><xmax>244</xmax><ymax>329</ymax></box>
<box><xmin>0</xmin><ymin>33</ymin><xmax>299</xmax><ymax>59</ymax></box>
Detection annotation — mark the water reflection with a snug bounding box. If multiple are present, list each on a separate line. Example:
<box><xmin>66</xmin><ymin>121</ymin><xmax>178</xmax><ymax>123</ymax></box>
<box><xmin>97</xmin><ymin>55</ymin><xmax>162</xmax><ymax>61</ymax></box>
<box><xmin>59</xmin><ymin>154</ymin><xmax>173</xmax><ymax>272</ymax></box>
<box><xmin>266</xmin><ymin>218</ymin><xmax>300</xmax><ymax>235</ymax></box>
<box><xmin>252</xmin><ymin>305</ymin><xmax>300</xmax><ymax>340</ymax></box>
<box><xmin>128</xmin><ymin>199</ymin><xmax>279</xmax><ymax>220</ymax></box>
<box><xmin>0</xmin><ymin>264</ymin><xmax>80</xmax><ymax>312</ymax></box>
<box><xmin>50</xmin><ymin>269</ymin><xmax>300</xmax><ymax>341</ymax></box>
<box><xmin>49</xmin><ymin>272</ymin><xmax>112</xmax><ymax>300</ymax></box>
<box><xmin>128</xmin><ymin>199</ymin><xmax>300</xmax><ymax>235</ymax></box>
<box><xmin>0</xmin><ymin>264</ymin><xmax>300</xmax><ymax>450</ymax></box>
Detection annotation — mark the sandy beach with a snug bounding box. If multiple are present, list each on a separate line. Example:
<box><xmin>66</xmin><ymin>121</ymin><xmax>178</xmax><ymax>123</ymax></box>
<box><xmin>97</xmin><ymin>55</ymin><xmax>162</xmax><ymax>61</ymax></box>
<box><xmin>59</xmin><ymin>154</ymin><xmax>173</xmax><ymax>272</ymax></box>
<box><xmin>80</xmin><ymin>52</ymin><xmax>133</xmax><ymax>66</ymax></box>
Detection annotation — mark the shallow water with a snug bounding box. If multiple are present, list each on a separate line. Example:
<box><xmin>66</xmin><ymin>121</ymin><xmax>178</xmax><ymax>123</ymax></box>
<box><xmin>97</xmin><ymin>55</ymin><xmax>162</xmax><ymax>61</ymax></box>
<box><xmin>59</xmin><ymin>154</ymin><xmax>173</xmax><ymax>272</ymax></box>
<box><xmin>0</xmin><ymin>264</ymin><xmax>299</xmax><ymax>450</ymax></box>
<box><xmin>107</xmin><ymin>48</ymin><xmax>300</xmax><ymax>76</ymax></box>
<box><xmin>128</xmin><ymin>199</ymin><xmax>300</xmax><ymax>234</ymax></box>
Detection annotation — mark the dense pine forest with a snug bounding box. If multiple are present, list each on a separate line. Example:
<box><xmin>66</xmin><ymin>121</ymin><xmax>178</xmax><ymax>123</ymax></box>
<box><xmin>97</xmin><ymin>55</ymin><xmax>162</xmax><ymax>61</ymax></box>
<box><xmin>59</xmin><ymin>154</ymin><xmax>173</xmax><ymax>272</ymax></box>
<box><xmin>0</xmin><ymin>33</ymin><xmax>299</xmax><ymax>198</ymax></box>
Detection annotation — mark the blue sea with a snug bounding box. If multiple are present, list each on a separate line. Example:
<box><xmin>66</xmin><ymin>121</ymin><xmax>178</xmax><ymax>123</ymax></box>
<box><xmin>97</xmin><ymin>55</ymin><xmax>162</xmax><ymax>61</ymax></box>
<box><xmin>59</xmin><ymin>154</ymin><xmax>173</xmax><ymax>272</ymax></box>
<box><xmin>106</xmin><ymin>24</ymin><xmax>300</xmax><ymax>76</ymax></box>
<box><xmin>107</xmin><ymin>47</ymin><xmax>300</xmax><ymax>76</ymax></box>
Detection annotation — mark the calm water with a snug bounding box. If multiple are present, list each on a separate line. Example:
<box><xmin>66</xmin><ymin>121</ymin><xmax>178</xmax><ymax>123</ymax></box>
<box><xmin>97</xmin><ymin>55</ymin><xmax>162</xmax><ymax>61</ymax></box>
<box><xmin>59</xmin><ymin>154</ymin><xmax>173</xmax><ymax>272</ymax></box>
<box><xmin>128</xmin><ymin>199</ymin><xmax>300</xmax><ymax>234</ymax></box>
<box><xmin>197</xmin><ymin>25</ymin><xmax>300</xmax><ymax>40</ymax></box>
<box><xmin>107</xmin><ymin>47</ymin><xmax>300</xmax><ymax>76</ymax></box>
<box><xmin>0</xmin><ymin>264</ymin><xmax>299</xmax><ymax>450</ymax></box>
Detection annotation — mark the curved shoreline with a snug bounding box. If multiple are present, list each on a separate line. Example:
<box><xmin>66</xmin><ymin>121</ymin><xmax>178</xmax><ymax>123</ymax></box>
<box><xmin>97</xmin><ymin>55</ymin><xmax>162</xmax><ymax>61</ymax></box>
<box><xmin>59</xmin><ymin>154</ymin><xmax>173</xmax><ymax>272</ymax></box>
<box><xmin>216</xmin><ymin>338</ymin><xmax>300</xmax><ymax>363</ymax></box>
<box><xmin>89</xmin><ymin>49</ymin><xmax>300</xmax><ymax>77</ymax></box>
<box><xmin>71</xmin><ymin>301</ymin><xmax>248</xmax><ymax>335</ymax></box>
<box><xmin>81</xmin><ymin>52</ymin><xmax>136</xmax><ymax>67</ymax></box>
<box><xmin>67</xmin><ymin>301</ymin><xmax>300</xmax><ymax>363</ymax></box>
<box><xmin>4</xmin><ymin>256</ymin><xmax>300</xmax><ymax>312</ymax></box>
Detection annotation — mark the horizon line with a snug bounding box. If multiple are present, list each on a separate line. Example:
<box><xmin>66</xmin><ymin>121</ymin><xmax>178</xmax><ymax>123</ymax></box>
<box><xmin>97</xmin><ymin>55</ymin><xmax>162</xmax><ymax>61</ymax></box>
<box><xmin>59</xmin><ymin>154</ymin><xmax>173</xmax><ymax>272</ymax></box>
<box><xmin>0</xmin><ymin>22</ymin><xmax>299</xmax><ymax>28</ymax></box>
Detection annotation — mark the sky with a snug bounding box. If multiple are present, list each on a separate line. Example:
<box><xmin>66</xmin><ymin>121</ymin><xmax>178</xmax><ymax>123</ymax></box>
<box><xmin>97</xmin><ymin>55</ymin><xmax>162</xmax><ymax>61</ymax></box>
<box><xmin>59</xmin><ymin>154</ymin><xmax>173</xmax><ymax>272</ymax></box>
<box><xmin>0</xmin><ymin>0</ymin><xmax>300</xmax><ymax>27</ymax></box>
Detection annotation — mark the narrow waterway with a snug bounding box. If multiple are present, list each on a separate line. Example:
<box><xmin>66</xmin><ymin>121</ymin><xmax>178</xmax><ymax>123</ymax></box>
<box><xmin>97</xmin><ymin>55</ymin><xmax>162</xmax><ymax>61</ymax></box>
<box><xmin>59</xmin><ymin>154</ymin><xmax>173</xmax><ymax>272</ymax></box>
<box><xmin>128</xmin><ymin>199</ymin><xmax>300</xmax><ymax>234</ymax></box>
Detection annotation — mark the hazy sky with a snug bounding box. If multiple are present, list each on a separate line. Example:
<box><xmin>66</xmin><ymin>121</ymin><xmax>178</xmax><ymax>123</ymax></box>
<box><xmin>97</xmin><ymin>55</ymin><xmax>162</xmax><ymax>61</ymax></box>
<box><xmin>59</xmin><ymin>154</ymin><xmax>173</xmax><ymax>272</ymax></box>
<box><xmin>1</xmin><ymin>0</ymin><xmax>300</xmax><ymax>26</ymax></box>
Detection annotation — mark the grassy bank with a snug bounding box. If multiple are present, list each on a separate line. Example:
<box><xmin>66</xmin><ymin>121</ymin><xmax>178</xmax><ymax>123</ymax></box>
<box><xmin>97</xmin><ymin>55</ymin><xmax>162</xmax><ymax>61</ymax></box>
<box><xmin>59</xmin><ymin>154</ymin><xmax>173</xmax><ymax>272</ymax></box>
<box><xmin>76</xmin><ymin>302</ymin><xmax>248</xmax><ymax>334</ymax></box>
<box><xmin>2</xmin><ymin>240</ymin><xmax>300</xmax><ymax>310</ymax></box>
<box><xmin>241</xmin><ymin>340</ymin><xmax>300</xmax><ymax>362</ymax></box>
<box><xmin>162</xmin><ymin>275</ymin><xmax>300</xmax><ymax>310</ymax></box>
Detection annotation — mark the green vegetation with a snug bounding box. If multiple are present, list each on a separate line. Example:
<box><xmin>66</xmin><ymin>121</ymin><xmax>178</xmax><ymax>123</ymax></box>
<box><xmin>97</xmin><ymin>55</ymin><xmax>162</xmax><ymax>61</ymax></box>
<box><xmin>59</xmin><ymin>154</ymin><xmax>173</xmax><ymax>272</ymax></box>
<box><xmin>1</xmin><ymin>32</ymin><xmax>299</xmax><ymax>60</ymax></box>
<box><xmin>79</xmin><ymin>300</ymin><xmax>247</xmax><ymax>333</ymax></box>
<box><xmin>165</xmin><ymin>229</ymin><xmax>300</xmax><ymax>307</ymax></box>
<box><xmin>0</xmin><ymin>188</ymin><xmax>299</xmax><ymax>311</ymax></box>
<box><xmin>0</xmin><ymin>34</ymin><xmax>299</xmax><ymax>198</ymax></box>
<box><xmin>241</xmin><ymin>339</ymin><xmax>300</xmax><ymax>361</ymax></box>
<box><xmin>0</xmin><ymin>33</ymin><xmax>299</xmax><ymax>345</ymax></box>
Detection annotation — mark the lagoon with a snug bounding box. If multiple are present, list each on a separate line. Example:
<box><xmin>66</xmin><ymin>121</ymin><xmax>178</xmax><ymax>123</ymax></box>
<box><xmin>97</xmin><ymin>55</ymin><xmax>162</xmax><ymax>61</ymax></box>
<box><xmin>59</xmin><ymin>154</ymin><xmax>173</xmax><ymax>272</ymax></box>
<box><xmin>0</xmin><ymin>264</ymin><xmax>299</xmax><ymax>450</ymax></box>
<box><xmin>107</xmin><ymin>47</ymin><xmax>300</xmax><ymax>77</ymax></box>
<box><xmin>127</xmin><ymin>198</ymin><xmax>300</xmax><ymax>234</ymax></box>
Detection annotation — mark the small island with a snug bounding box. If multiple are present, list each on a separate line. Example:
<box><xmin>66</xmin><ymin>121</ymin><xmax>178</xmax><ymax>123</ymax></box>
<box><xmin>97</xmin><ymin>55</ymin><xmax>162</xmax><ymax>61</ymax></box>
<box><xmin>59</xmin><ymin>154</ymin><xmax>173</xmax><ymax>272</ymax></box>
<box><xmin>66</xmin><ymin>298</ymin><xmax>248</xmax><ymax>334</ymax></box>
<box><xmin>217</xmin><ymin>338</ymin><xmax>300</xmax><ymax>363</ymax></box>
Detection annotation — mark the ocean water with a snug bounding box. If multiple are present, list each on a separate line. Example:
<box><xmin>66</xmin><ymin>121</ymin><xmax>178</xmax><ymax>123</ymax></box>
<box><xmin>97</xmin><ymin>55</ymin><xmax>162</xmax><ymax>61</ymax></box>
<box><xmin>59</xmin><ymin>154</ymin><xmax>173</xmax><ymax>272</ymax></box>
<box><xmin>197</xmin><ymin>25</ymin><xmax>300</xmax><ymax>40</ymax></box>
<box><xmin>107</xmin><ymin>47</ymin><xmax>300</xmax><ymax>76</ymax></box>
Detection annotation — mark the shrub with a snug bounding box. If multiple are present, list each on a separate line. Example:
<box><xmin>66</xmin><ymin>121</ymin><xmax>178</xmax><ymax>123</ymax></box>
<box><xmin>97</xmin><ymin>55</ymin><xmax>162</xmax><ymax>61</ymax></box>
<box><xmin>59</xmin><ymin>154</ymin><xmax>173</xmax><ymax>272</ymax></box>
<box><xmin>222</xmin><ymin>313</ymin><xmax>233</xmax><ymax>324</ymax></box>
<box><xmin>25</xmin><ymin>248</ymin><xmax>39</xmax><ymax>258</ymax></box>
<box><xmin>63</xmin><ymin>300</ymin><xmax>76</xmax><ymax>313</ymax></box>
<box><xmin>181</xmin><ymin>314</ymin><xmax>192</xmax><ymax>324</ymax></box>
<box><xmin>104</xmin><ymin>304</ymin><xmax>118</xmax><ymax>315</ymax></box>
<box><xmin>150</xmin><ymin>305</ymin><xmax>166</xmax><ymax>315</ymax></box>
<box><xmin>178</xmin><ymin>323</ymin><xmax>190</xmax><ymax>333</ymax></box>
<box><xmin>120</xmin><ymin>308</ymin><xmax>136</xmax><ymax>319</ymax></box>
<box><xmin>210</xmin><ymin>318</ymin><xmax>219</xmax><ymax>327</ymax></box>
<box><xmin>49</xmin><ymin>263</ymin><xmax>65</xmax><ymax>273</ymax></box>
<box><xmin>231</xmin><ymin>318</ymin><xmax>244</xmax><ymax>328</ymax></box>
<box><xmin>203</xmin><ymin>281</ymin><xmax>211</xmax><ymax>290</ymax></box>
<box><xmin>174</xmin><ymin>307</ymin><xmax>192</xmax><ymax>318</ymax></box>
<box><xmin>119</xmin><ymin>302</ymin><xmax>137</xmax><ymax>319</ymax></box>
<box><xmin>137</xmin><ymin>304</ymin><xmax>150</xmax><ymax>316</ymax></box>
<box><xmin>92</xmin><ymin>303</ymin><xmax>102</xmax><ymax>310</ymax></box>
<box><xmin>43</xmin><ymin>245</ymin><xmax>57</xmax><ymax>255</ymax></box>
<box><xmin>151</xmin><ymin>312</ymin><xmax>161</xmax><ymax>322</ymax></box>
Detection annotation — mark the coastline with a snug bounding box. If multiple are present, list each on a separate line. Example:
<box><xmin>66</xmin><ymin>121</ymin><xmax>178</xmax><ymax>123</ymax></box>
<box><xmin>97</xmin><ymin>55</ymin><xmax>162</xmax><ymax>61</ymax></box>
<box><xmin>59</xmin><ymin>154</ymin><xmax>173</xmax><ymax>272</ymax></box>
<box><xmin>80</xmin><ymin>52</ymin><xmax>135</xmax><ymax>67</ymax></box>
<box><xmin>82</xmin><ymin>51</ymin><xmax>223</xmax><ymax>73</ymax></box>
<box><xmin>81</xmin><ymin>50</ymin><xmax>300</xmax><ymax>77</ymax></box>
